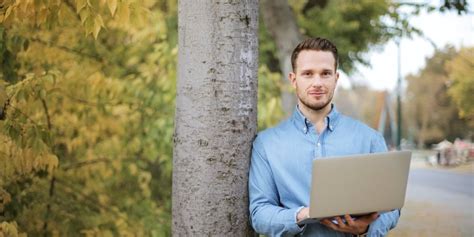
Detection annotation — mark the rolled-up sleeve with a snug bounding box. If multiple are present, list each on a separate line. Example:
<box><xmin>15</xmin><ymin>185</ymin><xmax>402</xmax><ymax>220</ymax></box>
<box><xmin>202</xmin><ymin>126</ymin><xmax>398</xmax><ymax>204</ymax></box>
<box><xmin>249</xmin><ymin>137</ymin><xmax>304</xmax><ymax>236</ymax></box>
<box><xmin>367</xmin><ymin>209</ymin><xmax>400</xmax><ymax>236</ymax></box>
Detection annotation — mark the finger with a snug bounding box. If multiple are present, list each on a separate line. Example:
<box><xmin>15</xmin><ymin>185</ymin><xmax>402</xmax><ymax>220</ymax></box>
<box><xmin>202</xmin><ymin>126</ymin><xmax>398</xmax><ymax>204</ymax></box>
<box><xmin>320</xmin><ymin>219</ymin><xmax>340</xmax><ymax>231</ymax></box>
<box><xmin>320</xmin><ymin>219</ymin><xmax>331</xmax><ymax>225</ymax></box>
<box><xmin>359</xmin><ymin>212</ymin><xmax>377</xmax><ymax>220</ymax></box>
<box><xmin>320</xmin><ymin>218</ymin><xmax>331</xmax><ymax>223</ymax></box>
<box><xmin>359</xmin><ymin>212</ymin><xmax>379</xmax><ymax>224</ymax></box>
<box><xmin>344</xmin><ymin>214</ymin><xmax>355</xmax><ymax>226</ymax></box>
<box><xmin>335</xmin><ymin>216</ymin><xmax>347</xmax><ymax>228</ymax></box>
<box><xmin>368</xmin><ymin>212</ymin><xmax>379</xmax><ymax>221</ymax></box>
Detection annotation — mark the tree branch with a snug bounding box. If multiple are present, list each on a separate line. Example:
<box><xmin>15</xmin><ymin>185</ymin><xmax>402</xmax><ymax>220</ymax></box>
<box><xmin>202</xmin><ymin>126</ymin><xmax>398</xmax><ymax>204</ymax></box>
<box><xmin>7</xmin><ymin>105</ymin><xmax>40</xmax><ymax>127</ymax></box>
<box><xmin>40</xmin><ymin>98</ymin><xmax>52</xmax><ymax>130</ymax></box>
<box><xmin>62</xmin><ymin>157</ymin><xmax>115</xmax><ymax>170</ymax></box>
<box><xmin>54</xmin><ymin>178</ymin><xmax>139</xmax><ymax>227</ymax></box>
<box><xmin>40</xmin><ymin>96</ymin><xmax>55</xmax><ymax>236</ymax></box>
<box><xmin>61</xmin><ymin>157</ymin><xmax>145</xmax><ymax>171</ymax></box>
<box><xmin>30</xmin><ymin>37</ymin><xmax>105</xmax><ymax>63</ymax></box>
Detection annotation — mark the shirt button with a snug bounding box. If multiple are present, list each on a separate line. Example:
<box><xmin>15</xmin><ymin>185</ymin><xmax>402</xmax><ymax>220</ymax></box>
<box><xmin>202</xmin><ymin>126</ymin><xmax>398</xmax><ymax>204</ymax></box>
<box><xmin>317</xmin><ymin>142</ymin><xmax>321</xmax><ymax>147</ymax></box>
<box><xmin>303</xmin><ymin>127</ymin><xmax>307</xmax><ymax>133</ymax></box>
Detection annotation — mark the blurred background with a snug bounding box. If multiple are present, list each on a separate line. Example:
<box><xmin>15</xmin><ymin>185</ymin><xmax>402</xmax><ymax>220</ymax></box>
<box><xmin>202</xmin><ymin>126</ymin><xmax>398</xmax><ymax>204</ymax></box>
<box><xmin>0</xmin><ymin>0</ymin><xmax>472</xmax><ymax>236</ymax></box>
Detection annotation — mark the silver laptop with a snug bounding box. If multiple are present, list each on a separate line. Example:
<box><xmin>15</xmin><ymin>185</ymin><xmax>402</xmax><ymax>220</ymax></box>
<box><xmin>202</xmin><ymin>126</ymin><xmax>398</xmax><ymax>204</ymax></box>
<box><xmin>298</xmin><ymin>151</ymin><xmax>412</xmax><ymax>225</ymax></box>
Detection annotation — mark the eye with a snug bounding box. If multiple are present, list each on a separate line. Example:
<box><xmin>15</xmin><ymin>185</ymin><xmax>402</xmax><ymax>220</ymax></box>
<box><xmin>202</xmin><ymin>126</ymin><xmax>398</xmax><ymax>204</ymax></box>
<box><xmin>302</xmin><ymin>71</ymin><xmax>312</xmax><ymax>77</ymax></box>
<box><xmin>322</xmin><ymin>71</ymin><xmax>332</xmax><ymax>77</ymax></box>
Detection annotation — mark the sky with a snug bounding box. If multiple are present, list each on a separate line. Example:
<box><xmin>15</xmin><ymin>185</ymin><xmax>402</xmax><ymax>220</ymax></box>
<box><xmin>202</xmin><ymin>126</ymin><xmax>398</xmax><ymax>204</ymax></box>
<box><xmin>339</xmin><ymin>2</ymin><xmax>474</xmax><ymax>91</ymax></box>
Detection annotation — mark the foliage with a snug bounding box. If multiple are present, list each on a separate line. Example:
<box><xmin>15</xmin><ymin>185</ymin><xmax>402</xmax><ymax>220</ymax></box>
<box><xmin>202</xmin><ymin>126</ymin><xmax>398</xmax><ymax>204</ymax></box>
<box><xmin>260</xmin><ymin>0</ymin><xmax>470</xmax><ymax>76</ymax></box>
<box><xmin>258</xmin><ymin>0</ymin><xmax>424</xmax><ymax>75</ymax></box>
<box><xmin>404</xmin><ymin>46</ymin><xmax>472</xmax><ymax>147</ymax></box>
<box><xmin>0</xmin><ymin>0</ymin><xmax>177</xmax><ymax>235</ymax></box>
<box><xmin>446</xmin><ymin>47</ymin><xmax>474</xmax><ymax>122</ymax></box>
<box><xmin>334</xmin><ymin>85</ymin><xmax>382</xmax><ymax>128</ymax></box>
<box><xmin>293</xmin><ymin>0</ymin><xmax>394</xmax><ymax>73</ymax></box>
<box><xmin>440</xmin><ymin>0</ymin><xmax>470</xmax><ymax>14</ymax></box>
<box><xmin>258</xmin><ymin>66</ymin><xmax>285</xmax><ymax>130</ymax></box>
<box><xmin>0</xmin><ymin>221</ymin><xmax>26</xmax><ymax>237</ymax></box>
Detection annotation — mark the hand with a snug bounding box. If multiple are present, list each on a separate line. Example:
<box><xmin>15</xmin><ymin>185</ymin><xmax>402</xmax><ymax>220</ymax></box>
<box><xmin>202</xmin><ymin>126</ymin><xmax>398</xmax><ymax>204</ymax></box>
<box><xmin>296</xmin><ymin>207</ymin><xmax>310</xmax><ymax>222</ymax></box>
<box><xmin>320</xmin><ymin>212</ymin><xmax>379</xmax><ymax>235</ymax></box>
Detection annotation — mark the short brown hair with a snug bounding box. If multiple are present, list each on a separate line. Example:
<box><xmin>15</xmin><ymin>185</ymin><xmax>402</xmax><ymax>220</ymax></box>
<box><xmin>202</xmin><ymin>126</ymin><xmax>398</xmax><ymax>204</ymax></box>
<box><xmin>291</xmin><ymin>37</ymin><xmax>338</xmax><ymax>71</ymax></box>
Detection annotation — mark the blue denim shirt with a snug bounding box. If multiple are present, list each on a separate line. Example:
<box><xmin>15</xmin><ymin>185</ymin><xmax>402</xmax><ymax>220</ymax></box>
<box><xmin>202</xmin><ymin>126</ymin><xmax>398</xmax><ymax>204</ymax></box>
<box><xmin>249</xmin><ymin>105</ymin><xmax>400</xmax><ymax>237</ymax></box>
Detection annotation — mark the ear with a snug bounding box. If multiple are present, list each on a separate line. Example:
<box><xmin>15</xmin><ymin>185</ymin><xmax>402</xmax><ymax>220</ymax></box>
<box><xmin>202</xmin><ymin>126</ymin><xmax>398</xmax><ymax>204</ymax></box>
<box><xmin>289</xmin><ymin>72</ymin><xmax>297</xmax><ymax>88</ymax></box>
<box><xmin>335</xmin><ymin>71</ymin><xmax>339</xmax><ymax>84</ymax></box>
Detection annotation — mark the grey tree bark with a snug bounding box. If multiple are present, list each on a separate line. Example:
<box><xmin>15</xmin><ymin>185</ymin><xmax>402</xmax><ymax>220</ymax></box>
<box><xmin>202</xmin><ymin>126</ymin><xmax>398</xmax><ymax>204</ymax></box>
<box><xmin>261</xmin><ymin>0</ymin><xmax>303</xmax><ymax>116</ymax></box>
<box><xmin>173</xmin><ymin>0</ymin><xmax>258</xmax><ymax>236</ymax></box>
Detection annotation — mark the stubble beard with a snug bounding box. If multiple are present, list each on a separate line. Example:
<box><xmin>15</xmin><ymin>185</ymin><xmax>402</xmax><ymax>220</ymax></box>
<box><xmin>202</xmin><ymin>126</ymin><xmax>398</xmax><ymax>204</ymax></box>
<box><xmin>298</xmin><ymin>91</ymin><xmax>333</xmax><ymax>112</ymax></box>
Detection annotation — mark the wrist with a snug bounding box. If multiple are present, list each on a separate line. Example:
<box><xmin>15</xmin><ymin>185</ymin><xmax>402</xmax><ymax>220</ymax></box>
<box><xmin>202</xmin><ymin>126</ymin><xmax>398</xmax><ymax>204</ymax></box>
<box><xmin>356</xmin><ymin>225</ymin><xmax>369</xmax><ymax>236</ymax></box>
<box><xmin>296</xmin><ymin>207</ymin><xmax>309</xmax><ymax>222</ymax></box>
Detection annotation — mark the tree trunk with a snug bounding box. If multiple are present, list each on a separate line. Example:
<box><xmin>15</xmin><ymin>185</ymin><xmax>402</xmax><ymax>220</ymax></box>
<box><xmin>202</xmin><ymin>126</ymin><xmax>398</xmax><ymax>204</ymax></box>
<box><xmin>417</xmin><ymin>113</ymin><xmax>428</xmax><ymax>149</ymax></box>
<box><xmin>261</xmin><ymin>0</ymin><xmax>303</xmax><ymax>116</ymax></box>
<box><xmin>173</xmin><ymin>0</ymin><xmax>258</xmax><ymax>236</ymax></box>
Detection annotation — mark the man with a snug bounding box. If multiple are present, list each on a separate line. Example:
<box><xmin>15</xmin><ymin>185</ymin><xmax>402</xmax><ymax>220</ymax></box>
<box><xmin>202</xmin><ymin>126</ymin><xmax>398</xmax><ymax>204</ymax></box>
<box><xmin>249</xmin><ymin>37</ymin><xmax>400</xmax><ymax>236</ymax></box>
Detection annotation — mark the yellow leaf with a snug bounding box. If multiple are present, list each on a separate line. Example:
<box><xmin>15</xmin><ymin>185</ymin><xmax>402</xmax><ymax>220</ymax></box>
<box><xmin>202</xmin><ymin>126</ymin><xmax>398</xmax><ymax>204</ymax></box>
<box><xmin>47</xmin><ymin>154</ymin><xmax>59</xmax><ymax>174</ymax></box>
<box><xmin>80</xmin><ymin>230</ymin><xmax>95</xmax><ymax>237</ymax></box>
<box><xmin>0</xmin><ymin>188</ymin><xmax>12</xmax><ymax>212</ymax></box>
<box><xmin>84</xmin><ymin>17</ymin><xmax>94</xmax><ymax>37</ymax></box>
<box><xmin>36</xmin><ymin>8</ymin><xmax>48</xmax><ymax>25</ymax></box>
<box><xmin>92</xmin><ymin>23</ymin><xmax>101</xmax><ymax>39</ymax></box>
<box><xmin>117</xmin><ymin>2</ymin><xmax>130</xmax><ymax>25</ymax></box>
<box><xmin>79</xmin><ymin>8</ymin><xmax>89</xmax><ymax>24</ymax></box>
<box><xmin>20</xmin><ymin>0</ymin><xmax>30</xmax><ymax>13</ymax></box>
<box><xmin>107</xmin><ymin>0</ymin><xmax>118</xmax><ymax>17</ymax></box>
<box><xmin>93</xmin><ymin>15</ymin><xmax>104</xmax><ymax>39</ymax></box>
<box><xmin>128</xmin><ymin>164</ymin><xmax>138</xmax><ymax>175</ymax></box>
<box><xmin>96</xmin><ymin>14</ymin><xmax>104</xmax><ymax>27</ymax></box>
<box><xmin>0</xmin><ymin>83</ymin><xmax>7</xmax><ymax>108</ymax></box>
<box><xmin>0</xmin><ymin>221</ymin><xmax>20</xmax><ymax>236</ymax></box>
<box><xmin>4</xmin><ymin>6</ymin><xmax>14</xmax><ymax>21</ymax></box>
<box><xmin>76</xmin><ymin>0</ymin><xmax>87</xmax><ymax>13</ymax></box>
<box><xmin>98</xmin><ymin>194</ymin><xmax>109</xmax><ymax>205</ymax></box>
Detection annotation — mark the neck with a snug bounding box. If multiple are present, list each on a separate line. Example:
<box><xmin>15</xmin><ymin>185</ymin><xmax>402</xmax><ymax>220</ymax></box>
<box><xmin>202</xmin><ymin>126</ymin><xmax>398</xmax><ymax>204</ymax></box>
<box><xmin>298</xmin><ymin>102</ymin><xmax>332</xmax><ymax>133</ymax></box>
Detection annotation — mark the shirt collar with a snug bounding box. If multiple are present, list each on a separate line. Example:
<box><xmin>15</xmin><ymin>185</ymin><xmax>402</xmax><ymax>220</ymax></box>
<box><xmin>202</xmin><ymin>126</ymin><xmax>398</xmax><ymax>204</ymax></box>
<box><xmin>291</xmin><ymin>104</ymin><xmax>340</xmax><ymax>134</ymax></box>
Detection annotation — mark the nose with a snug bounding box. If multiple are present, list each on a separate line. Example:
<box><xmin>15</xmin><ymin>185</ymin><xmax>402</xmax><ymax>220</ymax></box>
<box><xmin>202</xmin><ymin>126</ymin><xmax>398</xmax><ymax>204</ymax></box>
<box><xmin>310</xmin><ymin>76</ymin><xmax>323</xmax><ymax>87</ymax></box>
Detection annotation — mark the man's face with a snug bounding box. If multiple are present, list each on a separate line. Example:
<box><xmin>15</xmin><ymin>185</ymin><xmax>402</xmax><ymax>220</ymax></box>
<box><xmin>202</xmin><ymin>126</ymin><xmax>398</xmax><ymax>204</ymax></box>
<box><xmin>289</xmin><ymin>50</ymin><xmax>339</xmax><ymax>111</ymax></box>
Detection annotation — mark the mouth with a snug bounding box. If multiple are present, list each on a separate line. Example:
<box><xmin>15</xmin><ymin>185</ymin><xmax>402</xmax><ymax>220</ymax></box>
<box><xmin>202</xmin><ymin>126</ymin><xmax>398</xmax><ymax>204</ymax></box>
<box><xmin>308</xmin><ymin>91</ymin><xmax>326</xmax><ymax>96</ymax></box>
